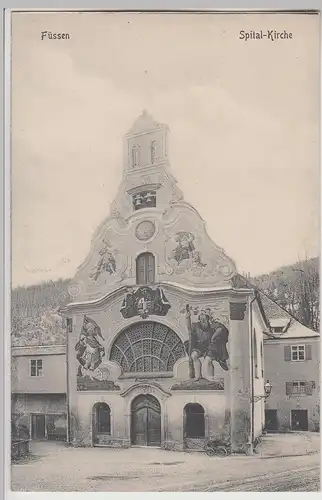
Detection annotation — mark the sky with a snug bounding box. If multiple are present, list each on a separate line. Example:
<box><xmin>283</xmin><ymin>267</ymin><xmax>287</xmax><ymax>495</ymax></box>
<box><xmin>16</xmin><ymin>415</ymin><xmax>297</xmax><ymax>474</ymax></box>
<box><xmin>11</xmin><ymin>12</ymin><xmax>320</xmax><ymax>288</ymax></box>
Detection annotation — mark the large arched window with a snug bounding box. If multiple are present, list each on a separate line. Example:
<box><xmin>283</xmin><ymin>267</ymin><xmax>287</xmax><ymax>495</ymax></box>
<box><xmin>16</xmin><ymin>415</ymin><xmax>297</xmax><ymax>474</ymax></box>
<box><xmin>184</xmin><ymin>403</ymin><xmax>205</xmax><ymax>438</ymax></box>
<box><xmin>93</xmin><ymin>403</ymin><xmax>111</xmax><ymax>435</ymax></box>
<box><xmin>110</xmin><ymin>321</ymin><xmax>185</xmax><ymax>375</ymax></box>
<box><xmin>136</xmin><ymin>252</ymin><xmax>155</xmax><ymax>285</ymax></box>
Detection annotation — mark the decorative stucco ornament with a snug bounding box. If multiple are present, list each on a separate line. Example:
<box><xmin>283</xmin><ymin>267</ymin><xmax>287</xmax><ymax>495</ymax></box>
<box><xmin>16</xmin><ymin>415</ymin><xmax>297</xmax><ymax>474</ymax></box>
<box><xmin>135</xmin><ymin>220</ymin><xmax>156</xmax><ymax>241</ymax></box>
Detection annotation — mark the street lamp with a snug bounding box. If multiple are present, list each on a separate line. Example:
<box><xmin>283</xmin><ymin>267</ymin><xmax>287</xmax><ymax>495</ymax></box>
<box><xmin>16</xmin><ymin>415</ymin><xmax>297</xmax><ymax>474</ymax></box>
<box><xmin>252</xmin><ymin>380</ymin><xmax>272</xmax><ymax>403</ymax></box>
<box><xmin>264</xmin><ymin>380</ymin><xmax>272</xmax><ymax>399</ymax></box>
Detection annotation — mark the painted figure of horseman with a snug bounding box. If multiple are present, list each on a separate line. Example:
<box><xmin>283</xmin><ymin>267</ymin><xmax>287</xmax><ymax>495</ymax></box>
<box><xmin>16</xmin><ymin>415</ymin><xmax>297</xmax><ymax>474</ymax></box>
<box><xmin>185</xmin><ymin>306</ymin><xmax>229</xmax><ymax>380</ymax></box>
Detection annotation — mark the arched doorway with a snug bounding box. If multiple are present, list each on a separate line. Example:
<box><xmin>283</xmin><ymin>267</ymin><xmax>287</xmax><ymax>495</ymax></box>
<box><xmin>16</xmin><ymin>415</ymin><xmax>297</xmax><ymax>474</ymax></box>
<box><xmin>131</xmin><ymin>394</ymin><xmax>161</xmax><ymax>447</ymax></box>
<box><xmin>92</xmin><ymin>402</ymin><xmax>111</xmax><ymax>446</ymax></box>
<box><xmin>183</xmin><ymin>403</ymin><xmax>205</xmax><ymax>438</ymax></box>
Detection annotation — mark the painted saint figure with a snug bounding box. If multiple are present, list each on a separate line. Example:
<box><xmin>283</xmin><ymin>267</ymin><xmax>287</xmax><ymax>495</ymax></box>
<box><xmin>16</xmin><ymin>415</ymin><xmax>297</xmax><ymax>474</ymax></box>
<box><xmin>75</xmin><ymin>316</ymin><xmax>105</xmax><ymax>377</ymax></box>
<box><xmin>90</xmin><ymin>244</ymin><xmax>117</xmax><ymax>282</ymax></box>
<box><xmin>172</xmin><ymin>232</ymin><xmax>195</xmax><ymax>263</ymax></box>
<box><xmin>185</xmin><ymin>306</ymin><xmax>229</xmax><ymax>381</ymax></box>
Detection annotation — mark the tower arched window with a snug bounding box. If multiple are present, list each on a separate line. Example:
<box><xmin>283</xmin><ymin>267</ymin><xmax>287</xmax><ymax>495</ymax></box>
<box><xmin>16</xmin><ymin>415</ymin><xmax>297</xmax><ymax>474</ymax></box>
<box><xmin>136</xmin><ymin>252</ymin><xmax>155</xmax><ymax>285</ymax></box>
<box><xmin>151</xmin><ymin>140</ymin><xmax>157</xmax><ymax>164</ymax></box>
<box><xmin>131</xmin><ymin>145</ymin><xmax>140</xmax><ymax>167</ymax></box>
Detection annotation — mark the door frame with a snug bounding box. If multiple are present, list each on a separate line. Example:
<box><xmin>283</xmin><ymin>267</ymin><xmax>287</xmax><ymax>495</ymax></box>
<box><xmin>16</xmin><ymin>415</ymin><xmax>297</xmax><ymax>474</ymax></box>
<box><xmin>29</xmin><ymin>412</ymin><xmax>67</xmax><ymax>441</ymax></box>
<box><xmin>290</xmin><ymin>409</ymin><xmax>308</xmax><ymax>431</ymax></box>
<box><xmin>265</xmin><ymin>409</ymin><xmax>278</xmax><ymax>431</ymax></box>
<box><xmin>130</xmin><ymin>393</ymin><xmax>162</xmax><ymax>447</ymax></box>
<box><xmin>31</xmin><ymin>413</ymin><xmax>46</xmax><ymax>440</ymax></box>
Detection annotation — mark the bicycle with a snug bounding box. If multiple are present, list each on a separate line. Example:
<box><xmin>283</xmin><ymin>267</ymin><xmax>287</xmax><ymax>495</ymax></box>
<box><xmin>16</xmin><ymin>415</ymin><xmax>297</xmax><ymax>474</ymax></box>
<box><xmin>205</xmin><ymin>439</ymin><xmax>231</xmax><ymax>457</ymax></box>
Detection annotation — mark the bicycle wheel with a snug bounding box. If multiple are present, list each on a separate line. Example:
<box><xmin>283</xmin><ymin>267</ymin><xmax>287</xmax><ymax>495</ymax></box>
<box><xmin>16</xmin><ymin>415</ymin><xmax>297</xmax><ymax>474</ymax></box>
<box><xmin>205</xmin><ymin>447</ymin><xmax>216</xmax><ymax>457</ymax></box>
<box><xmin>215</xmin><ymin>446</ymin><xmax>228</xmax><ymax>457</ymax></box>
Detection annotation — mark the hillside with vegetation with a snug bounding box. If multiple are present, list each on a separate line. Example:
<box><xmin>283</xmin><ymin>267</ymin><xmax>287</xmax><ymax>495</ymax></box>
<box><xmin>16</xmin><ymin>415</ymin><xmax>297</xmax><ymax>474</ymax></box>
<box><xmin>250</xmin><ymin>257</ymin><xmax>319</xmax><ymax>332</ymax></box>
<box><xmin>11</xmin><ymin>279</ymin><xmax>70</xmax><ymax>346</ymax></box>
<box><xmin>11</xmin><ymin>257</ymin><xmax>320</xmax><ymax>346</ymax></box>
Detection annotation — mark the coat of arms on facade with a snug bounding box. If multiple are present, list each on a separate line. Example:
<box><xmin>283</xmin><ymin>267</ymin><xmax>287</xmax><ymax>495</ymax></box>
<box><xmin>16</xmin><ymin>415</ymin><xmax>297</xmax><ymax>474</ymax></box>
<box><xmin>75</xmin><ymin>316</ymin><xmax>105</xmax><ymax>376</ymax></box>
<box><xmin>171</xmin><ymin>231</ymin><xmax>206</xmax><ymax>270</ymax></box>
<box><xmin>89</xmin><ymin>239</ymin><xmax>117</xmax><ymax>282</ymax></box>
<box><xmin>120</xmin><ymin>286</ymin><xmax>171</xmax><ymax>319</ymax></box>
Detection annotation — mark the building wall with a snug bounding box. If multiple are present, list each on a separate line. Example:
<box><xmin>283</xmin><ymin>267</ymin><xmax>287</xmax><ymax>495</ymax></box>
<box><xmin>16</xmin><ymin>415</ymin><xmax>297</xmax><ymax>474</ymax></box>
<box><xmin>12</xmin><ymin>352</ymin><xmax>67</xmax><ymax>394</ymax></box>
<box><xmin>12</xmin><ymin>393</ymin><xmax>67</xmax><ymax>438</ymax></box>
<box><xmin>264</xmin><ymin>336</ymin><xmax>320</xmax><ymax>431</ymax></box>
<box><xmin>60</xmin><ymin>114</ymin><xmax>264</xmax><ymax>452</ymax></box>
<box><xmin>252</xmin><ymin>306</ymin><xmax>266</xmax><ymax>439</ymax></box>
<box><xmin>68</xmin><ymin>387</ymin><xmax>227</xmax><ymax>450</ymax></box>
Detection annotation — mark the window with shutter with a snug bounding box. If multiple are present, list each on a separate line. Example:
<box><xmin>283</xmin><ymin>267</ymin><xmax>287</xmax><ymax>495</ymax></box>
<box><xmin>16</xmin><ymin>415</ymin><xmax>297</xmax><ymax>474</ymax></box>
<box><xmin>291</xmin><ymin>345</ymin><xmax>306</xmax><ymax>361</ymax></box>
<box><xmin>136</xmin><ymin>252</ymin><xmax>155</xmax><ymax>285</ymax></box>
<box><xmin>136</xmin><ymin>255</ymin><xmax>146</xmax><ymax>285</ymax></box>
<box><xmin>284</xmin><ymin>345</ymin><xmax>291</xmax><ymax>361</ymax></box>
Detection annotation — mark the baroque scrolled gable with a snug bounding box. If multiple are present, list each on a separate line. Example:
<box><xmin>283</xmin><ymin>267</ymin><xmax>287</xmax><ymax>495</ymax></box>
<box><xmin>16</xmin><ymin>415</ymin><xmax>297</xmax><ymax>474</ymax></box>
<box><xmin>67</xmin><ymin>112</ymin><xmax>237</xmax><ymax>302</ymax></box>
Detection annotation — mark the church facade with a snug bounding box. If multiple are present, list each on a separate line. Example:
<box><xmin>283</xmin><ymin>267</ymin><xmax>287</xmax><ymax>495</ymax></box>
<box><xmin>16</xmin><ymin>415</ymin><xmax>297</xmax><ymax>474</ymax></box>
<box><xmin>59</xmin><ymin>112</ymin><xmax>266</xmax><ymax>453</ymax></box>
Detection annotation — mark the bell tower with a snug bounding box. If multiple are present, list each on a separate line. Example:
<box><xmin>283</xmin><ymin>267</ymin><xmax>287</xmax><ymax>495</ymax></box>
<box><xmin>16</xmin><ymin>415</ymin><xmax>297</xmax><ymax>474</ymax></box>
<box><xmin>123</xmin><ymin>109</ymin><xmax>169</xmax><ymax>175</ymax></box>
<box><xmin>111</xmin><ymin>111</ymin><xmax>183</xmax><ymax>218</ymax></box>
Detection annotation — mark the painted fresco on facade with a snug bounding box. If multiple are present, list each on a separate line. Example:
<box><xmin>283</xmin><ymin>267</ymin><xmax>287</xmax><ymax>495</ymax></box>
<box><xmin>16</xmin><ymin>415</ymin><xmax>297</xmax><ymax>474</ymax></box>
<box><xmin>89</xmin><ymin>239</ymin><xmax>117</xmax><ymax>282</ymax></box>
<box><xmin>182</xmin><ymin>304</ymin><xmax>230</xmax><ymax>382</ymax></box>
<box><xmin>75</xmin><ymin>316</ymin><xmax>120</xmax><ymax>391</ymax></box>
<box><xmin>75</xmin><ymin>316</ymin><xmax>105</xmax><ymax>374</ymax></box>
<box><xmin>171</xmin><ymin>231</ymin><xmax>206</xmax><ymax>269</ymax></box>
<box><xmin>120</xmin><ymin>286</ymin><xmax>171</xmax><ymax>319</ymax></box>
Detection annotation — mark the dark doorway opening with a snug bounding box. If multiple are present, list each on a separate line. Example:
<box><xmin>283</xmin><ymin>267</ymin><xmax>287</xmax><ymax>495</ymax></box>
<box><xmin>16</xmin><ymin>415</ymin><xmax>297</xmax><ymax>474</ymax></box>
<box><xmin>92</xmin><ymin>403</ymin><xmax>111</xmax><ymax>445</ymax></box>
<box><xmin>265</xmin><ymin>409</ymin><xmax>278</xmax><ymax>431</ymax></box>
<box><xmin>31</xmin><ymin>414</ymin><xmax>67</xmax><ymax>441</ymax></box>
<box><xmin>184</xmin><ymin>403</ymin><xmax>205</xmax><ymax>438</ymax></box>
<box><xmin>31</xmin><ymin>414</ymin><xmax>46</xmax><ymax>439</ymax></box>
<box><xmin>131</xmin><ymin>394</ymin><xmax>161</xmax><ymax>447</ymax></box>
<box><xmin>291</xmin><ymin>409</ymin><xmax>308</xmax><ymax>431</ymax></box>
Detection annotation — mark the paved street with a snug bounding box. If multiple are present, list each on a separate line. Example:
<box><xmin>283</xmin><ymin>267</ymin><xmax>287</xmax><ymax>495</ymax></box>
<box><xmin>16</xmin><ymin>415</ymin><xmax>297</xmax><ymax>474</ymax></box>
<box><xmin>11</xmin><ymin>434</ymin><xmax>320</xmax><ymax>492</ymax></box>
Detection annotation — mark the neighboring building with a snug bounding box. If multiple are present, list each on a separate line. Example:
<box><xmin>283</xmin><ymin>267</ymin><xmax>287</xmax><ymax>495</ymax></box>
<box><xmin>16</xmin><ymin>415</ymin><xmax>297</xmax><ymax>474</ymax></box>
<box><xmin>59</xmin><ymin>111</ymin><xmax>269</xmax><ymax>452</ymax></box>
<box><xmin>11</xmin><ymin>344</ymin><xmax>67</xmax><ymax>441</ymax></box>
<box><xmin>261</xmin><ymin>293</ymin><xmax>320</xmax><ymax>432</ymax></box>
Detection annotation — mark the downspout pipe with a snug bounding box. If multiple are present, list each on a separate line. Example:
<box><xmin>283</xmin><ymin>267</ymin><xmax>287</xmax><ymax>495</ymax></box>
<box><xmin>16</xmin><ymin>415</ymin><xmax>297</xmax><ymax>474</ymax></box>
<box><xmin>65</xmin><ymin>319</ymin><xmax>70</xmax><ymax>444</ymax></box>
<box><xmin>249</xmin><ymin>293</ymin><xmax>257</xmax><ymax>453</ymax></box>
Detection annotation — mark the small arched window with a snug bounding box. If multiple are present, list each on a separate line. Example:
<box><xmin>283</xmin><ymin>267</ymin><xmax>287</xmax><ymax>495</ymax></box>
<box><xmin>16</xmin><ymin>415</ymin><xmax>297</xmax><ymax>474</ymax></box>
<box><xmin>131</xmin><ymin>145</ymin><xmax>140</xmax><ymax>167</ymax></box>
<box><xmin>151</xmin><ymin>141</ymin><xmax>157</xmax><ymax>164</ymax></box>
<box><xmin>94</xmin><ymin>403</ymin><xmax>111</xmax><ymax>434</ymax></box>
<box><xmin>184</xmin><ymin>403</ymin><xmax>205</xmax><ymax>438</ymax></box>
<box><xmin>136</xmin><ymin>252</ymin><xmax>155</xmax><ymax>285</ymax></box>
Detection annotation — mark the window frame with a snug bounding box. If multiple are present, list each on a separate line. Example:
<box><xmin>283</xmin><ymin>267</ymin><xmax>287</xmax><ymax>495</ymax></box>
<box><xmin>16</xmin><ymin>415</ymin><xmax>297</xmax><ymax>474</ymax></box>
<box><xmin>291</xmin><ymin>380</ymin><xmax>306</xmax><ymax>395</ymax></box>
<box><xmin>291</xmin><ymin>345</ymin><xmax>305</xmax><ymax>362</ymax></box>
<box><xmin>30</xmin><ymin>359</ymin><xmax>43</xmax><ymax>377</ymax></box>
<box><xmin>136</xmin><ymin>252</ymin><xmax>155</xmax><ymax>285</ymax></box>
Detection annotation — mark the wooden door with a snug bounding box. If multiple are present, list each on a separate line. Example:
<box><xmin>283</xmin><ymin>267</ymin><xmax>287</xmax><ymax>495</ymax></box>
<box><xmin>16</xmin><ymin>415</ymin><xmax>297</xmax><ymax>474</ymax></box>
<box><xmin>131</xmin><ymin>394</ymin><xmax>161</xmax><ymax>446</ymax></box>
<box><xmin>291</xmin><ymin>410</ymin><xmax>308</xmax><ymax>431</ymax></box>
<box><xmin>32</xmin><ymin>414</ymin><xmax>46</xmax><ymax>439</ymax></box>
<box><xmin>265</xmin><ymin>409</ymin><xmax>278</xmax><ymax>431</ymax></box>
